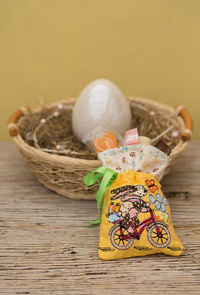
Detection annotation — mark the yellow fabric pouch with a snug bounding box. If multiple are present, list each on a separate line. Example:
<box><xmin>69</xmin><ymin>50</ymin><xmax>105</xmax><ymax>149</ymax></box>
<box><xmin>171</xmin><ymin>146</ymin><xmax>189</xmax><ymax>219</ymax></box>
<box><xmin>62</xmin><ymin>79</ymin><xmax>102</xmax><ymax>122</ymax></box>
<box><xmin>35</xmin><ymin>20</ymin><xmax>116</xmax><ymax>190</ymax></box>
<box><xmin>85</xmin><ymin>168</ymin><xmax>183</xmax><ymax>260</ymax></box>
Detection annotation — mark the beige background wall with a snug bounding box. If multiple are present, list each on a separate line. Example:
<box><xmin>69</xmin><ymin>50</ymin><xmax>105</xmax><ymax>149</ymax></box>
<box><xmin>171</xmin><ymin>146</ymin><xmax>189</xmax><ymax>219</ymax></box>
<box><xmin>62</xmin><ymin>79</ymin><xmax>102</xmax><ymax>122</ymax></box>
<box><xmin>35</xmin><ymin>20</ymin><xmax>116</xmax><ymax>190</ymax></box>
<box><xmin>0</xmin><ymin>0</ymin><xmax>199</xmax><ymax>140</ymax></box>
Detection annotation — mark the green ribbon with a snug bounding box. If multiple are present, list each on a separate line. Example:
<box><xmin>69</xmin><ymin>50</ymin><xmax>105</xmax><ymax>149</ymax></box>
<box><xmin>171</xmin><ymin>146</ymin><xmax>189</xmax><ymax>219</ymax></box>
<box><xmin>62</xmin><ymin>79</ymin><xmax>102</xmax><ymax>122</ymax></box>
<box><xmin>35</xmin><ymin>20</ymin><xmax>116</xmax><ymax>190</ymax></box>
<box><xmin>84</xmin><ymin>166</ymin><xmax>118</xmax><ymax>225</ymax></box>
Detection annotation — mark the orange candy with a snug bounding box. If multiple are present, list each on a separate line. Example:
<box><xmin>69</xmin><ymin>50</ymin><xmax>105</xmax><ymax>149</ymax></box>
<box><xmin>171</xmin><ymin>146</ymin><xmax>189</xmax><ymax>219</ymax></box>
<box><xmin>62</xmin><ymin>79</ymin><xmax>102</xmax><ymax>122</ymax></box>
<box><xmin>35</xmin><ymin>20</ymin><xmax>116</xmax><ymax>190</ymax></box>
<box><xmin>94</xmin><ymin>132</ymin><xmax>119</xmax><ymax>152</ymax></box>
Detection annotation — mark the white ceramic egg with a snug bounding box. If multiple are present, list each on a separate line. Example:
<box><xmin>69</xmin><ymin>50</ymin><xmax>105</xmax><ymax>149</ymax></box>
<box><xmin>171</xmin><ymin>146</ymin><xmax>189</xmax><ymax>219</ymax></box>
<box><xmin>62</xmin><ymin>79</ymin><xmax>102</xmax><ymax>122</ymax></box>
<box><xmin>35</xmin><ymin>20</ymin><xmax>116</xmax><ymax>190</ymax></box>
<box><xmin>72</xmin><ymin>79</ymin><xmax>131</xmax><ymax>140</ymax></box>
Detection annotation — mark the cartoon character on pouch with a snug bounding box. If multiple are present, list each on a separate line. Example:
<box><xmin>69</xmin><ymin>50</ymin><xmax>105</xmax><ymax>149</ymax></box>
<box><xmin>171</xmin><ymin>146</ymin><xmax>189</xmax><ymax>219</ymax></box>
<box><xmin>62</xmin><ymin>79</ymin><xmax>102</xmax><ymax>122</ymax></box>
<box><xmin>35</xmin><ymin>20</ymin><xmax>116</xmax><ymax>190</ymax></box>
<box><xmin>111</xmin><ymin>185</ymin><xmax>151</xmax><ymax>233</ymax></box>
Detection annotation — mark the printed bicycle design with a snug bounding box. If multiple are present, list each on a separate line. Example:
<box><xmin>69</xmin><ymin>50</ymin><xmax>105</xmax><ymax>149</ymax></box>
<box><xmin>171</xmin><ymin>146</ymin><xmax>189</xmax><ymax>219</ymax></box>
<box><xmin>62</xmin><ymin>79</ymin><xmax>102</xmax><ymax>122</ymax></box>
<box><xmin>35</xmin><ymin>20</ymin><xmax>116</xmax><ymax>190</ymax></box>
<box><xmin>109</xmin><ymin>209</ymin><xmax>171</xmax><ymax>250</ymax></box>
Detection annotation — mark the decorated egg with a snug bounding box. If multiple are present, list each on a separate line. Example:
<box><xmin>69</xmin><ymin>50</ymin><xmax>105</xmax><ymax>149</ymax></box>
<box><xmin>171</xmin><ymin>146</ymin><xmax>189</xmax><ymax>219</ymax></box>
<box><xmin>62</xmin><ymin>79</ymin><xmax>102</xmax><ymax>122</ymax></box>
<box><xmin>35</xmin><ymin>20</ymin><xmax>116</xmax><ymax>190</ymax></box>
<box><xmin>72</xmin><ymin>79</ymin><xmax>131</xmax><ymax>140</ymax></box>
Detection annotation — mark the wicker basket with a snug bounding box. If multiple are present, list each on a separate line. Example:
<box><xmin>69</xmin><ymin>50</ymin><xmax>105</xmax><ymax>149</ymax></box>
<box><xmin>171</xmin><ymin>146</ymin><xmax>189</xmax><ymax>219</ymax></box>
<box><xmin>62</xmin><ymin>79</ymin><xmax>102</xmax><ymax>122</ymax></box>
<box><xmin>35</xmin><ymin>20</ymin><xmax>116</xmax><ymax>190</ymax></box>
<box><xmin>7</xmin><ymin>97</ymin><xmax>193</xmax><ymax>200</ymax></box>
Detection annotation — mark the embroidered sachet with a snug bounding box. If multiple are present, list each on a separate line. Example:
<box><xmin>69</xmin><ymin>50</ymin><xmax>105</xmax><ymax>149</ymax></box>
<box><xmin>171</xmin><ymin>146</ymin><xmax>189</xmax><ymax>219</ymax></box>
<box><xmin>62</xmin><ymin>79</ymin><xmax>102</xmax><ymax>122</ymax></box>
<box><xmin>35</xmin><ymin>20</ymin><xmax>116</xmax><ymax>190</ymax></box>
<box><xmin>98</xmin><ymin>170</ymin><xmax>183</xmax><ymax>260</ymax></box>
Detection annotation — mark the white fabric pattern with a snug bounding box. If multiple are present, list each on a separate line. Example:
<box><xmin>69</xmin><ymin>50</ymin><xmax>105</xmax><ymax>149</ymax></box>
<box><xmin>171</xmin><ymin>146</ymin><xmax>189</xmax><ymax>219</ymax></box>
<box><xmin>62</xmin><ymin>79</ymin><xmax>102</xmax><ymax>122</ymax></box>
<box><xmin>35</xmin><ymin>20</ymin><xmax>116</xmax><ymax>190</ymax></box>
<box><xmin>98</xmin><ymin>144</ymin><xmax>169</xmax><ymax>180</ymax></box>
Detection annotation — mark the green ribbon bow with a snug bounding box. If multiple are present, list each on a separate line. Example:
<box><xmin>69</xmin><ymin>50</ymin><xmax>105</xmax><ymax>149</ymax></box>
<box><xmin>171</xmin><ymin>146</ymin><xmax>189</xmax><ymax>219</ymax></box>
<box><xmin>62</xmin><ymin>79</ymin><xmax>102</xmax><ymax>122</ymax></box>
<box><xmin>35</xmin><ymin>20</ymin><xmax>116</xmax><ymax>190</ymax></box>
<box><xmin>84</xmin><ymin>166</ymin><xmax>118</xmax><ymax>225</ymax></box>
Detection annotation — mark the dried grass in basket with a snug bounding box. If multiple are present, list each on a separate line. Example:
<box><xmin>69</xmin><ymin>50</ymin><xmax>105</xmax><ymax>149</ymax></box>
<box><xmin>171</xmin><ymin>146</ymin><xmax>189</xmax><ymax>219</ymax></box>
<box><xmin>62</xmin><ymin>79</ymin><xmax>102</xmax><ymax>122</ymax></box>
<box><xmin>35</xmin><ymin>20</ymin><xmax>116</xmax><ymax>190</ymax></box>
<box><xmin>7</xmin><ymin>97</ymin><xmax>193</xmax><ymax>200</ymax></box>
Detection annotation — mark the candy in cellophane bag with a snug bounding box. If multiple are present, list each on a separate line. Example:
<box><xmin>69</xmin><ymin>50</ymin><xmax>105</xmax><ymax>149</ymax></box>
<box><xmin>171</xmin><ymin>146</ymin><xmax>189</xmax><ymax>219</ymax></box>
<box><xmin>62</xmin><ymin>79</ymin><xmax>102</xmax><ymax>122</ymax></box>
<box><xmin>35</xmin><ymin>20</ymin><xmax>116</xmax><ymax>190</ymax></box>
<box><xmin>82</xmin><ymin>126</ymin><xmax>123</xmax><ymax>153</ymax></box>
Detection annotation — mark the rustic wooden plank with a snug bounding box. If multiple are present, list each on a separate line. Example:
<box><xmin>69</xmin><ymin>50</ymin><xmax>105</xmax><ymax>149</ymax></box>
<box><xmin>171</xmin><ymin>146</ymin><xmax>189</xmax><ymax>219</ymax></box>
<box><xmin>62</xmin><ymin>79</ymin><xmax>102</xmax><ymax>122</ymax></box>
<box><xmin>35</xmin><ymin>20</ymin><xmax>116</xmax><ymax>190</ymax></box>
<box><xmin>0</xmin><ymin>142</ymin><xmax>199</xmax><ymax>294</ymax></box>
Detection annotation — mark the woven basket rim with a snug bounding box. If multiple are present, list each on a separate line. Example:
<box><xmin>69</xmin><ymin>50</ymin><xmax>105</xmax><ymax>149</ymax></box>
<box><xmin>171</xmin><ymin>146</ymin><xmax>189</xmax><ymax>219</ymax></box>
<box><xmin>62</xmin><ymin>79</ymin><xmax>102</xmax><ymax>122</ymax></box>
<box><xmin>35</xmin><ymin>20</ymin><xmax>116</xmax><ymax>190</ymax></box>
<box><xmin>14</xmin><ymin>96</ymin><xmax>189</xmax><ymax>166</ymax></box>
<box><xmin>31</xmin><ymin>96</ymin><xmax>176</xmax><ymax>114</ymax></box>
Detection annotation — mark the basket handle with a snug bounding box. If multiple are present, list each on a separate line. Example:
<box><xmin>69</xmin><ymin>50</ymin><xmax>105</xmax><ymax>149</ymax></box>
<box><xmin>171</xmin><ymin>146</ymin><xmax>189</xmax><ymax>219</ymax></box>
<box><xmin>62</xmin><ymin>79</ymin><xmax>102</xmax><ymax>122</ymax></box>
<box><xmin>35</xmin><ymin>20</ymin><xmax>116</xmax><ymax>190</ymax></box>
<box><xmin>7</xmin><ymin>106</ymin><xmax>30</xmax><ymax>137</ymax></box>
<box><xmin>175</xmin><ymin>105</ymin><xmax>193</xmax><ymax>141</ymax></box>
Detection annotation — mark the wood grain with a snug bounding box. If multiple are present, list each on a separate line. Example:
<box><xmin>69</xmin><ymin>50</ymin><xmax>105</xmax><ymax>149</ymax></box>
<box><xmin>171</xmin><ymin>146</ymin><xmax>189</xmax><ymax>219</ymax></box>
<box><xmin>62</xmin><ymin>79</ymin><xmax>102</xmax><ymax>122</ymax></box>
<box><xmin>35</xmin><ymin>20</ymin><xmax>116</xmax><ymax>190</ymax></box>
<box><xmin>0</xmin><ymin>142</ymin><xmax>200</xmax><ymax>294</ymax></box>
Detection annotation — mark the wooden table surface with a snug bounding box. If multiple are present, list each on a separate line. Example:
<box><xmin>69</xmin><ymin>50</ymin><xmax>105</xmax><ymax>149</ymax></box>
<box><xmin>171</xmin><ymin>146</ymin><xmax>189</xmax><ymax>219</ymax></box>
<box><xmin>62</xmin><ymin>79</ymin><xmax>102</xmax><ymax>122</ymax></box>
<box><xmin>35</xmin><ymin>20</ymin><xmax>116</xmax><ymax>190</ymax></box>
<box><xmin>0</xmin><ymin>142</ymin><xmax>200</xmax><ymax>295</ymax></box>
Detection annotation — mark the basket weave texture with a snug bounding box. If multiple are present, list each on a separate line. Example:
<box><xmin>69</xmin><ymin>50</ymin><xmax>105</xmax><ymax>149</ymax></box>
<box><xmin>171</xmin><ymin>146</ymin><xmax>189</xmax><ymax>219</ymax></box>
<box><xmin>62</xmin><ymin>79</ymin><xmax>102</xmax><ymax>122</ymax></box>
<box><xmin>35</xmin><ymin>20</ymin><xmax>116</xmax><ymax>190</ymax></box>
<box><xmin>14</xmin><ymin>97</ymin><xmax>189</xmax><ymax>200</ymax></box>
